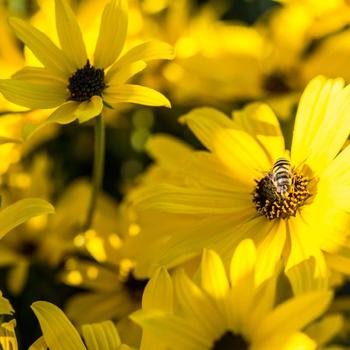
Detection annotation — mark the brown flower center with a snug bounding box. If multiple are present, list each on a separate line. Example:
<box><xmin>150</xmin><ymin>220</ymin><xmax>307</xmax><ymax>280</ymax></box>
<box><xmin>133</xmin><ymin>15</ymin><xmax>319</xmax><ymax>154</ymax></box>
<box><xmin>253</xmin><ymin>167</ymin><xmax>311</xmax><ymax>220</ymax></box>
<box><xmin>212</xmin><ymin>331</ymin><xmax>248</xmax><ymax>350</ymax></box>
<box><xmin>68</xmin><ymin>60</ymin><xmax>105</xmax><ymax>102</ymax></box>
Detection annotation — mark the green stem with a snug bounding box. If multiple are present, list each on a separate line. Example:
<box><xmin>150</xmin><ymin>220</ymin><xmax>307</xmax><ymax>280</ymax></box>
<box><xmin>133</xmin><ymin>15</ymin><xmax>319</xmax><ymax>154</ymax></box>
<box><xmin>84</xmin><ymin>114</ymin><xmax>105</xmax><ymax>230</ymax></box>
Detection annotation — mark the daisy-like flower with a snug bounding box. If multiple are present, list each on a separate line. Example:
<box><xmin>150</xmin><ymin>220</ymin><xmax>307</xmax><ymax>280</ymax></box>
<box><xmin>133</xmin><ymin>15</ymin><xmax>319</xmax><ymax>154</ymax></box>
<box><xmin>0</xmin><ymin>0</ymin><xmax>173</xmax><ymax>131</ymax></box>
<box><xmin>132</xmin><ymin>240</ymin><xmax>332</xmax><ymax>350</ymax></box>
<box><xmin>128</xmin><ymin>76</ymin><xmax>350</xmax><ymax>290</ymax></box>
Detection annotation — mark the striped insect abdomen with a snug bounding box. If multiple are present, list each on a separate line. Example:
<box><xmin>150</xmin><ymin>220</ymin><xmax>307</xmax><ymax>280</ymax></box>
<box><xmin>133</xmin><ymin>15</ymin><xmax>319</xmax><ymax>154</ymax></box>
<box><xmin>272</xmin><ymin>157</ymin><xmax>291</xmax><ymax>195</ymax></box>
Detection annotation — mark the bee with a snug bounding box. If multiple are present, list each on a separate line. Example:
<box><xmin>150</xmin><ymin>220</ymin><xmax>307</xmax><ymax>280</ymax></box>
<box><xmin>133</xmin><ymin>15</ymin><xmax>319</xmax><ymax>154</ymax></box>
<box><xmin>271</xmin><ymin>157</ymin><xmax>291</xmax><ymax>196</ymax></box>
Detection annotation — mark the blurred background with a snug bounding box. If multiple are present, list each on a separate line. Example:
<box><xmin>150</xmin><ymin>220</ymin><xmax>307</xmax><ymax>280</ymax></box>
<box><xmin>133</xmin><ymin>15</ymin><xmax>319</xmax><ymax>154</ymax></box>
<box><xmin>2</xmin><ymin>0</ymin><xmax>350</xmax><ymax>348</ymax></box>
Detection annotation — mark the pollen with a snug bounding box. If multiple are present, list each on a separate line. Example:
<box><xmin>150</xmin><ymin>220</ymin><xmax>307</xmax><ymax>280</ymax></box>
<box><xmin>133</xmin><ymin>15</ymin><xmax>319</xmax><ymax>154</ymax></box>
<box><xmin>253</xmin><ymin>169</ymin><xmax>311</xmax><ymax>220</ymax></box>
<box><xmin>68</xmin><ymin>60</ymin><xmax>106</xmax><ymax>102</ymax></box>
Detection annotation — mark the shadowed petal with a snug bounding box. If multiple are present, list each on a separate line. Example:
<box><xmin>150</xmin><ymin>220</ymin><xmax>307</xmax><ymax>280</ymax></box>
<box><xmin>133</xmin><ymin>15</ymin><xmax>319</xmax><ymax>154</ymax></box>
<box><xmin>103</xmin><ymin>84</ymin><xmax>171</xmax><ymax>108</ymax></box>
<box><xmin>0</xmin><ymin>79</ymin><xmax>68</xmax><ymax>109</ymax></box>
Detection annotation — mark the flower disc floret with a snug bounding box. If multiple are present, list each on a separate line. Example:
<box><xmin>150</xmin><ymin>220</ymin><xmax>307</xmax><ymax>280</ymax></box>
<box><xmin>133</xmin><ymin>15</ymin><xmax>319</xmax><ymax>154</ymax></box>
<box><xmin>253</xmin><ymin>168</ymin><xmax>311</xmax><ymax>220</ymax></box>
<box><xmin>68</xmin><ymin>60</ymin><xmax>106</xmax><ymax>102</ymax></box>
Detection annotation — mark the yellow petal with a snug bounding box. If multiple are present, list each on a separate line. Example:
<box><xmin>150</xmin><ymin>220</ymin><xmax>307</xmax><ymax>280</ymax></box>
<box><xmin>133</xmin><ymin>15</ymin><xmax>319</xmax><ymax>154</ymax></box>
<box><xmin>255</xmin><ymin>221</ymin><xmax>286</xmax><ymax>285</ymax></box>
<box><xmin>281</xmin><ymin>333</ymin><xmax>316</xmax><ymax>350</ymax></box>
<box><xmin>305</xmin><ymin>314</ymin><xmax>343</xmax><ymax>346</ymax></box>
<box><xmin>109</xmin><ymin>40</ymin><xmax>175</xmax><ymax>73</ymax></box>
<box><xmin>0</xmin><ymin>320</ymin><xmax>18</xmax><ymax>350</ymax></box>
<box><xmin>105</xmin><ymin>60</ymin><xmax>146</xmax><ymax>85</ymax></box>
<box><xmin>103</xmin><ymin>84</ymin><xmax>171</xmax><ymax>108</ymax></box>
<box><xmin>322</xmin><ymin>142</ymin><xmax>350</xmax><ymax>185</ymax></box>
<box><xmin>23</xmin><ymin>101</ymin><xmax>79</xmax><ymax>140</ymax></box>
<box><xmin>180</xmin><ymin>107</ymin><xmax>270</xmax><ymax>184</ymax></box>
<box><xmin>94</xmin><ymin>0</ymin><xmax>128</xmax><ymax>69</ymax></box>
<box><xmin>55</xmin><ymin>0</ymin><xmax>88</xmax><ymax>69</ymax></box>
<box><xmin>0</xmin><ymin>198</ymin><xmax>54</xmax><ymax>240</ymax></box>
<box><xmin>286</xmin><ymin>214</ymin><xmax>329</xmax><ymax>289</ymax></box>
<box><xmin>257</xmin><ymin>332</ymin><xmax>316</xmax><ymax>350</ymax></box>
<box><xmin>201</xmin><ymin>249</ymin><xmax>229</xmax><ymax>299</ymax></box>
<box><xmin>0</xmin><ymin>294</ymin><xmax>14</xmax><ymax>315</ymax></box>
<box><xmin>143</xmin><ymin>267</ymin><xmax>173</xmax><ymax>311</ymax></box>
<box><xmin>180</xmin><ymin>107</ymin><xmax>234</xmax><ymax>152</ymax></box>
<box><xmin>291</xmin><ymin>76</ymin><xmax>350</xmax><ymax>174</ymax></box>
<box><xmin>140</xmin><ymin>267</ymin><xmax>174</xmax><ymax>350</ymax></box>
<box><xmin>286</xmin><ymin>256</ymin><xmax>328</xmax><ymax>295</ymax></box>
<box><xmin>230</xmin><ymin>239</ymin><xmax>256</xmax><ymax>287</ymax></box>
<box><xmin>65</xmin><ymin>292</ymin><xmax>131</xmax><ymax>324</ymax></box>
<box><xmin>146</xmin><ymin>135</ymin><xmax>193</xmax><ymax>170</ymax></box>
<box><xmin>8</xmin><ymin>17</ymin><xmax>73</xmax><ymax>77</ymax></box>
<box><xmin>29</xmin><ymin>337</ymin><xmax>47</xmax><ymax>350</ymax></box>
<box><xmin>131</xmin><ymin>310</ymin><xmax>210</xmax><ymax>350</ymax></box>
<box><xmin>133</xmin><ymin>184</ymin><xmax>252</xmax><ymax>214</ymax></box>
<box><xmin>12</xmin><ymin>67</ymin><xmax>66</xmax><ymax>84</ymax></box>
<box><xmin>233</xmin><ymin>102</ymin><xmax>285</xmax><ymax>165</ymax></box>
<box><xmin>325</xmin><ymin>252</ymin><xmax>350</xmax><ymax>275</ymax></box>
<box><xmin>229</xmin><ymin>239</ymin><xmax>257</xmax><ymax>332</ymax></box>
<box><xmin>0</xmin><ymin>79</ymin><xmax>68</xmax><ymax>109</ymax></box>
<box><xmin>81</xmin><ymin>321</ymin><xmax>121</xmax><ymax>350</ymax></box>
<box><xmin>172</xmin><ymin>269</ymin><xmax>223</xmax><ymax>340</ymax></box>
<box><xmin>31</xmin><ymin>301</ymin><xmax>86</xmax><ymax>350</ymax></box>
<box><xmin>256</xmin><ymin>292</ymin><xmax>333</xmax><ymax>342</ymax></box>
<box><xmin>74</xmin><ymin>96</ymin><xmax>104</xmax><ymax>123</ymax></box>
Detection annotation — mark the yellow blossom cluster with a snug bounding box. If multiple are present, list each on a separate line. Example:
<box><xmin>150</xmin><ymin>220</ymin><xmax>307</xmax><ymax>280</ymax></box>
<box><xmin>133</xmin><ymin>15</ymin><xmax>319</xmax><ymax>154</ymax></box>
<box><xmin>1</xmin><ymin>0</ymin><xmax>350</xmax><ymax>349</ymax></box>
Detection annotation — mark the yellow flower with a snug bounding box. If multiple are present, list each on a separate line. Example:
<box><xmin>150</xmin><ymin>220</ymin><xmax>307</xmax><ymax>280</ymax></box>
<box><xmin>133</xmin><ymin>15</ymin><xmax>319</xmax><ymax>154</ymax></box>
<box><xmin>0</xmin><ymin>0</ymin><xmax>174</xmax><ymax>135</ymax></box>
<box><xmin>61</xmin><ymin>255</ymin><xmax>145</xmax><ymax>324</ymax></box>
<box><xmin>132</xmin><ymin>240</ymin><xmax>332</xmax><ymax>350</ymax></box>
<box><xmin>59</xmin><ymin>207</ymin><xmax>147</xmax><ymax>346</ymax></box>
<box><xmin>127</xmin><ymin>76</ymin><xmax>350</xmax><ymax>292</ymax></box>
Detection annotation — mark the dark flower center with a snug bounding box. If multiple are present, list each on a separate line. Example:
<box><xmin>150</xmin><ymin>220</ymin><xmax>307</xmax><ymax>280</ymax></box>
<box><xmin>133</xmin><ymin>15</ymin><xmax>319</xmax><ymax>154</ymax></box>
<box><xmin>68</xmin><ymin>60</ymin><xmax>105</xmax><ymax>102</ymax></box>
<box><xmin>253</xmin><ymin>167</ymin><xmax>311</xmax><ymax>220</ymax></box>
<box><xmin>263</xmin><ymin>72</ymin><xmax>291</xmax><ymax>94</ymax></box>
<box><xmin>212</xmin><ymin>331</ymin><xmax>249</xmax><ymax>350</ymax></box>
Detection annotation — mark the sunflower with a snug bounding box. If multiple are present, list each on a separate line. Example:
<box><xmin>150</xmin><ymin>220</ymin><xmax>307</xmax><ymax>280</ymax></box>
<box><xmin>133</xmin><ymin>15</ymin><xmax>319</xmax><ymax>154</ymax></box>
<box><xmin>127</xmin><ymin>76</ymin><xmax>350</xmax><ymax>291</ymax></box>
<box><xmin>0</xmin><ymin>0</ymin><xmax>174</xmax><ymax>133</ymax></box>
<box><xmin>131</xmin><ymin>240</ymin><xmax>332</xmax><ymax>350</ymax></box>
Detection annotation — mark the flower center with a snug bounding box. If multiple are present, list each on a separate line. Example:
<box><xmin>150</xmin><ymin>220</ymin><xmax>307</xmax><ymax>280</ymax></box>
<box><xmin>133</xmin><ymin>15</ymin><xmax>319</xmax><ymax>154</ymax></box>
<box><xmin>68</xmin><ymin>60</ymin><xmax>106</xmax><ymax>102</ymax></box>
<box><xmin>212</xmin><ymin>331</ymin><xmax>248</xmax><ymax>350</ymax></box>
<box><xmin>253</xmin><ymin>165</ymin><xmax>311</xmax><ymax>220</ymax></box>
<box><xmin>263</xmin><ymin>72</ymin><xmax>291</xmax><ymax>94</ymax></box>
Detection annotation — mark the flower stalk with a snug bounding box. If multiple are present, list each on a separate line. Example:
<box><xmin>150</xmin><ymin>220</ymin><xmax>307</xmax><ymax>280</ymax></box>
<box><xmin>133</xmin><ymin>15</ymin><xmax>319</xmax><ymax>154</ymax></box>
<box><xmin>84</xmin><ymin>114</ymin><xmax>105</xmax><ymax>230</ymax></box>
